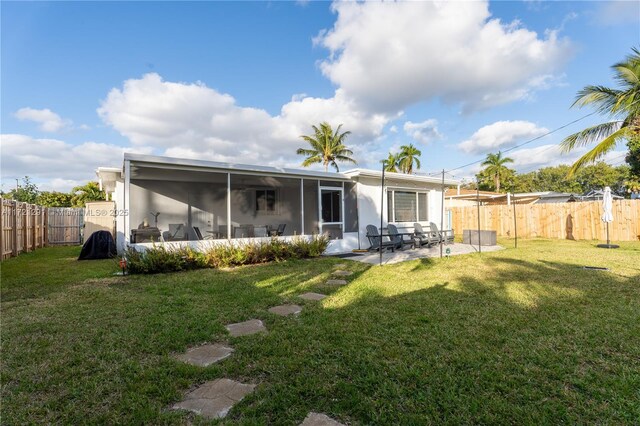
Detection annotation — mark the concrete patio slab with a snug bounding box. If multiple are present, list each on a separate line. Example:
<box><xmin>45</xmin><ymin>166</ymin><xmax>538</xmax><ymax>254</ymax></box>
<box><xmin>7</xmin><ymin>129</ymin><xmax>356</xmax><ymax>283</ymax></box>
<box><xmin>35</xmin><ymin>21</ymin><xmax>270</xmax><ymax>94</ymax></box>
<box><xmin>298</xmin><ymin>292</ymin><xmax>327</xmax><ymax>301</ymax></box>
<box><xmin>300</xmin><ymin>412</ymin><xmax>345</xmax><ymax>426</ymax></box>
<box><xmin>226</xmin><ymin>319</ymin><xmax>266</xmax><ymax>337</ymax></box>
<box><xmin>350</xmin><ymin>243</ymin><xmax>504</xmax><ymax>265</ymax></box>
<box><xmin>175</xmin><ymin>343</ymin><xmax>234</xmax><ymax>367</ymax></box>
<box><xmin>325</xmin><ymin>279</ymin><xmax>347</xmax><ymax>286</ymax></box>
<box><xmin>268</xmin><ymin>304</ymin><xmax>302</xmax><ymax>316</ymax></box>
<box><xmin>172</xmin><ymin>378</ymin><xmax>255</xmax><ymax>419</ymax></box>
<box><xmin>332</xmin><ymin>270</ymin><xmax>352</xmax><ymax>276</ymax></box>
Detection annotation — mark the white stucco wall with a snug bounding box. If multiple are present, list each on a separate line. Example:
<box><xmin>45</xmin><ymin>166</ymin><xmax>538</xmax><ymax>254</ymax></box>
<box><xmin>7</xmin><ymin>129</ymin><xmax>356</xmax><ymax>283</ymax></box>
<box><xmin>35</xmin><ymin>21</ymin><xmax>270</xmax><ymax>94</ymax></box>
<box><xmin>114</xmin><ymin>180</ymin><xmax>126</xmax><ymax>253</ymax></box>
<box><xmin>354</xmin><ymin>176</ymin><xmax>445</xmax><ymax>249</ymax></box>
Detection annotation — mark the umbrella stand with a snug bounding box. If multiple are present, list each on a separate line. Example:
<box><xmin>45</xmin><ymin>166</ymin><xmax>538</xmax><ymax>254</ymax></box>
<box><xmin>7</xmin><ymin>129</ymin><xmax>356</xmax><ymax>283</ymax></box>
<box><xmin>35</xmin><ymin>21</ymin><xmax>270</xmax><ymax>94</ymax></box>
<box><xmin>597</xmin><ymin>222</ymin><xmax>619</xmax><ymax>249</ymax></box>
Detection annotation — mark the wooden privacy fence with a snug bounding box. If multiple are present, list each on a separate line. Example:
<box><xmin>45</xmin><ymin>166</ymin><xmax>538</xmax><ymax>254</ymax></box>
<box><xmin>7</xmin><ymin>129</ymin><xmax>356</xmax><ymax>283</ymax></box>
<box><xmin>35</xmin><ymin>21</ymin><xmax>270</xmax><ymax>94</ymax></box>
<box><xmin>1</xmin><ymin>199</ymin><xmax>84</xmax><ymax>260</ymax></box>
<box><xmin>450</xmin><ymin>200</ymin><xmax>640</xmax><ymax>242</ymax></box>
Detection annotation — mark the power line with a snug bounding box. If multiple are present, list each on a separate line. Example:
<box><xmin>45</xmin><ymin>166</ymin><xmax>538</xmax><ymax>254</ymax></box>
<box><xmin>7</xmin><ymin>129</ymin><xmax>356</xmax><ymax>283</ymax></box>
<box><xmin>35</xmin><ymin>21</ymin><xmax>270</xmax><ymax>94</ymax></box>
<box><xmin>445</xmin><ymin>112</ymin><xmax>597</xmax><ymax>174</ymax></box>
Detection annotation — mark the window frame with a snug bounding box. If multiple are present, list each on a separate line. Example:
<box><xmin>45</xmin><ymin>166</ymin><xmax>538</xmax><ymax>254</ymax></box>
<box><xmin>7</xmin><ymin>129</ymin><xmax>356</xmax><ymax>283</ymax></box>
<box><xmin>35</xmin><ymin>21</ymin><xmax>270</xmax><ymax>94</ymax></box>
<box><xmin>387</xmin><ymin>188</ymin><xmax>429</xmax><ymax>224</ymax></box>
<box><xmin>255</xmin><ymin>188</ymin><xmax>278</xmax><ymax>215</ymax></box>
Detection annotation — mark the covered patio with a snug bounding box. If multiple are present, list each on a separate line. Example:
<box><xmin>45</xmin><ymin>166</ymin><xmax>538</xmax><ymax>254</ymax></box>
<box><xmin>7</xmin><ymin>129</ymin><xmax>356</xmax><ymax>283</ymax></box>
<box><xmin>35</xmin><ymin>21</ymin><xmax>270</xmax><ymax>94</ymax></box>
<box><xmin>122</xmin><ymin>154</ymin><xmax>358</xmax><ymax>248</ymax></box>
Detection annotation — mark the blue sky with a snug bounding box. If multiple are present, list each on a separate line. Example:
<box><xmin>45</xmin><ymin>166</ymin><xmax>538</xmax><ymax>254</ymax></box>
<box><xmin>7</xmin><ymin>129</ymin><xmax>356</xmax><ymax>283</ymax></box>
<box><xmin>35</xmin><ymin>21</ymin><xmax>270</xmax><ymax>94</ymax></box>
<box><xmin>1</xmin><ymin>1</ymin><xmax>638</xmax><ymax>192</ymax></box>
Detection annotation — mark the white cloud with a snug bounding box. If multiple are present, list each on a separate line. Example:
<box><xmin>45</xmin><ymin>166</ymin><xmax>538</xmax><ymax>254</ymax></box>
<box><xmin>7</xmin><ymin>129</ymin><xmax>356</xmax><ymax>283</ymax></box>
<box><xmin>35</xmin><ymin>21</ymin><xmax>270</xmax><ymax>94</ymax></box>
<box><xmin>458</xmin><ymin>120</ymin><xmax>548</xmax><ymax>154</ymax></box>
<box><xmin>14</xmin><ymin>107</ymin><xmax>72</xmax><ymax>132</ymax></box>
<box><xmin>316</xmin><ymin>1</ymin><xmax>572</xmax><ymax>113</ymax></box>
<box><xmin>98</xmin><ymin>73</ymin><xmax>392</xmax><ymax>167</ymax></box>
<box><xmin>0</xmin><ymin>134</ymin><xmax>151</xmax><ymax>192</ymax></box>
<box><xmin>403</xmin><ymin>119</ymin><xmax>442</xmax><ymax>144</ymax></box>
<box><xmin>508</xmin><ymin>144</ymin><xmax>628</xmax><ymax>172</ymax></box>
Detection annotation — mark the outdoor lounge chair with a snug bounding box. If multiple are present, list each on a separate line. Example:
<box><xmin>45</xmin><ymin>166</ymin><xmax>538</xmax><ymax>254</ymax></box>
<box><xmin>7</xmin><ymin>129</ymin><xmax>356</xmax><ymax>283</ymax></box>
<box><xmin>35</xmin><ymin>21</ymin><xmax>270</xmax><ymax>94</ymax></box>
<box><xmin>387</xmin><ymin>224</ymin><xmax>415</xmax><ymax>250</ymax></box>
<box><xmin>167</xmin><ymin>223</ymin><xmax>186</xmax><ymax>241</ymax></box>
<box><xmin>429</xmin><ymin>222</ymin><xmax>454</xmax><ymax>244</ymax></box>
<box><xmin>193</xmin><ymin>226</ymin><xmax>204</xmax><ymax>240</ymax></box>
<box><xmin>276</xmin><ymin>223</ymin><xmax>286</xmax><ymax>236</ymax></box>
<box><xmin>413</xmin><ymin>223</ymin><xmax>439</xmax><ymax>247</ymax></box>
<box><xmin>366</xmin><ymin>224</ymin><xmax>396</xmax><ymax>252</ymax></box>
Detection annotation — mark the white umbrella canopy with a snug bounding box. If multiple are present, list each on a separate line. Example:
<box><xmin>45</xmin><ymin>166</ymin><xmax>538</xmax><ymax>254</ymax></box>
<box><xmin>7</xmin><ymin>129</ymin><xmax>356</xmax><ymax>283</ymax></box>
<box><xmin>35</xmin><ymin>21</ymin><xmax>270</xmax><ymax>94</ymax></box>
<box><xmin>597</xmin><ymin>186</ymin><xmax>618</xmax><ymax>248</ymax></box>
<box><xmin>601</xmin><ymin>186</ymin><xmax>613</xmax><ymax>223</ymax></box>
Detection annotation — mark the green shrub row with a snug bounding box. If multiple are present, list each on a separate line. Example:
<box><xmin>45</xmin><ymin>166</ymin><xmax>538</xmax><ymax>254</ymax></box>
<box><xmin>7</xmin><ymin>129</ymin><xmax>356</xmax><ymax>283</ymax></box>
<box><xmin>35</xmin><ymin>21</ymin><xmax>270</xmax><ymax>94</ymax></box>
<box><xmin>124</xmin><ymin>236</ymin><xmax>329</xmax><ymax>274</ymax></box>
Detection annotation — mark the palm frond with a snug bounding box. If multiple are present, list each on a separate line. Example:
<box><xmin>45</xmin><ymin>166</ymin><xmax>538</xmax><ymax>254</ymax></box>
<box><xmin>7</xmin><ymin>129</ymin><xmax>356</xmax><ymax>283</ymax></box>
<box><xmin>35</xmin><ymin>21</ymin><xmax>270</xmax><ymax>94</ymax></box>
<box><xmin>301</xmin><ymin>156</ymin><xmax>323</xmax><ymax>167</ymax></box>
<box><xmin>567</xmin><ymin>127</ymin><xmax>630</xmax><ymax>176</ymax></box>
<box><xmin>334</xmin><ymin>155</ymin><xmax>357</xmax><ymax>164</ymax></box>
<box><xmin>572</xmin><ymin>86</ymin><xmax>624</xmax><ymax>115</ymax></box>
<box><xmin>560</xmin><ymin>121</ymin><xmax>624</xmax><ymax>152</ymax></box>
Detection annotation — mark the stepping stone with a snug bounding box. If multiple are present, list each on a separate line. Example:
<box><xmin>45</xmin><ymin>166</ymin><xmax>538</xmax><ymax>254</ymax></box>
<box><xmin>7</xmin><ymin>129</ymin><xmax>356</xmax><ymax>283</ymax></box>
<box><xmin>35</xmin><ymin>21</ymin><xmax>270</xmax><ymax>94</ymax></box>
<box><xmin>333</xmin><ymin>263</ymin><xmax>348</xmax><ymax>269</ymax></box>
<box><xmin>172</xmin><ymin>378</ymin><xmax>255</xmax><ymax>419</ymax></box>
<box><xmin>299</xmin><ymin>292</ymin><xmax>327</xmax><ymax>301</ymax></box>
<box><xmin>300</xmin><ymin>412</ymin><xmax>345</xmax><ymax>426</ymax></box>
<box><xmin>175</xmin><ymin>343</ymin><xmax>234</xmax><ymax>367</ymax></box>
<box><xmin>268</xmin><ymin>304</ymin><xmax>302</xmax><ymax>316</ymax></box>
<box><xmin>332</xmin><ymin>270</ymin><xmax>352</xmax><ymax>276</ymax></box>
<box><xmin>326</xmin><ymin>279</ymin><xmax>347</xmax><ymax>286</ymax></box>
<box><xmin>226</xmin><ymin>319</ymin><xmax>266</xmax><ymax>337</ymax></box>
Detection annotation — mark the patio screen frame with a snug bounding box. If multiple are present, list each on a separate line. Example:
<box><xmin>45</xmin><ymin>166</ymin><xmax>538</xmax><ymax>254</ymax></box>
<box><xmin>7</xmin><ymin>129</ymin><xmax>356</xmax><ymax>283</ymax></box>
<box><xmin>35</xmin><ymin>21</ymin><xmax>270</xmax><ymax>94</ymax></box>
<box><xmin>124</xmin><ymin>157</ymin><xmax>353</xmax><ymax>244</ymax></box>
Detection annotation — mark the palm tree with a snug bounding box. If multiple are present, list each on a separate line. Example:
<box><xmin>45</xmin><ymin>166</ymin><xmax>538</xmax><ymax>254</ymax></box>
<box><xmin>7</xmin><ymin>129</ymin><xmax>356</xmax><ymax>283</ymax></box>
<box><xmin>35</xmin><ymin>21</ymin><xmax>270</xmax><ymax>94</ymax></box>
<box><xmin>481</xmin><ymin>151</ymin><xmax>514</xmax><ymax>192</ymax></box>
<box><xmin>71</xmin><ymin>182</ymin><xmax>105</xmax><ymax>207</ymax></box>
<box><xmin>561</xmin><ymin>47</ymin><xmax>640</xmax><ymax>176</ymax></box>
<box><xmin>297</xmin><ymin>122</ymin><xmax>356</xmax><ymax>172</ymax></box>
<box><xmin>397</xmin><ymin>144</ymin><xmax>422</xmax><ymax>174</ymax></box>
<box><xmin>382</xmin><ymin>152</ymin><xmax>400</xmax><ymax>172</ymax></box>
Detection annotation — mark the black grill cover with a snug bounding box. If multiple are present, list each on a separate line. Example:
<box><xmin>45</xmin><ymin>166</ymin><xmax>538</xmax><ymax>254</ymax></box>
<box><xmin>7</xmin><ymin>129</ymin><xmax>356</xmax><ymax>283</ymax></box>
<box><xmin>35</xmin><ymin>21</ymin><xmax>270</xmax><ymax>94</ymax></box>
<box><xmin>78</xmin><ymin>231</ymin><xmax>117</xmax><ymax>260</ymax></box>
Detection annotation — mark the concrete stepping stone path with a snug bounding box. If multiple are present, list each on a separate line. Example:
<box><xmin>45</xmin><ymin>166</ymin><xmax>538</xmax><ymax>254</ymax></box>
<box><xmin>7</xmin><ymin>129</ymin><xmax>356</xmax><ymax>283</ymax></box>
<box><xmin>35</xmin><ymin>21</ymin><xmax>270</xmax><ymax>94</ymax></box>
<box><xmin>175</xmin><ymin>343</ymin><xmax>234</xmax><ymax>367</ymax></box>
<box><xmin>332</xmin><ymin>270</ymin><xmax>352</xmax><ymax>277</ymax></box>
<box><xmin>172</xmin><ymin>378</ymin><xmax>255</xmax><ymax>419</ymax></box>
<box><xmin>268</xmin><ymin>304</ymin><xmax>302</xmax><ymax>316</ymax></box>
<box><xmin>300</xmin><ymin>412</ymin><xmax>345</xmax><ymax>426</ymax></box>
<box><xmin>226</xmin><ymin>319</ymin><xmax>267</xmax><ymax>337</ymax></box>
<box><xmin>333</xmin><ymin>263</ymin><xmax>348</xmax><ymax>269</ymax></box>
<box><xmin>326</xmin><ymin>279</ymin><xmax>347</xmax><ymax>286</ymax></box>
<box><xmin>298</xmin><ymin>292</ymin><xmax>327</xmax><ymax>301</ymax></box>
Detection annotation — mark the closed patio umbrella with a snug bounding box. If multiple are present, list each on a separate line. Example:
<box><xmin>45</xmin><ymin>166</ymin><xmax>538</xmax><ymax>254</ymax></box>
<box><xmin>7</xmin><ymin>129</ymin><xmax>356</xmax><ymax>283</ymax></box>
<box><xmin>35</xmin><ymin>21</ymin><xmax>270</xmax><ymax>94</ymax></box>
<box><xmin>597</xmin><ymin>186</ymin><xmax>619</xmax><ymax>249</ymax></box>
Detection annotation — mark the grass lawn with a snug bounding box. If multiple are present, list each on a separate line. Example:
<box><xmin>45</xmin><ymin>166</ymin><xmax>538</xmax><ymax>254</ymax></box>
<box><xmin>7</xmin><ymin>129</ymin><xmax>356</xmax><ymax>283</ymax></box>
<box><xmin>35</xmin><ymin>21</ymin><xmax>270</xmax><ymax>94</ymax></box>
<box><xmin>2</xmin><ymin>240</ymin><xmax>639</xmax><ymax>424</ymax></box>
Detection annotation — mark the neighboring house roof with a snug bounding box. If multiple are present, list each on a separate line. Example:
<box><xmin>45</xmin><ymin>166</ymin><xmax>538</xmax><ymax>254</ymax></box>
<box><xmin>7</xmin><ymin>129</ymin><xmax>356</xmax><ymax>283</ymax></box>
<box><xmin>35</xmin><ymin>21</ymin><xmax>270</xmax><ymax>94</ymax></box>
<box><xmin>581</xmin><ymin>189</ymin><xmax>624</xmax><ymax>200</ymax></box>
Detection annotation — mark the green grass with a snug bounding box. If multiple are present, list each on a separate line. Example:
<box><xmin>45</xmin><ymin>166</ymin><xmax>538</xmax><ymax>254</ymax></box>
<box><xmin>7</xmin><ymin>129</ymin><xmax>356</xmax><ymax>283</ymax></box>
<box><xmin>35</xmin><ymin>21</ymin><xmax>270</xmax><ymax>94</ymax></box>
<box><xmin>2</xmin><ymin>240</ymin><xmax>639</xmax><ymax>424</ymax></box>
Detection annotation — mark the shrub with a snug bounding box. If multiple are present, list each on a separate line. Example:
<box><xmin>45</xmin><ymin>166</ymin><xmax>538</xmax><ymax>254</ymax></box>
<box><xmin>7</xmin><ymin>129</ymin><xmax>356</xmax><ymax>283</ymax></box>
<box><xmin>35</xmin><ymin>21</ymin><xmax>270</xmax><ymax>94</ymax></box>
<box><xmin>125</xmin><ymin>236</ymin><xmax>329</xmax><ymax>274</ymax></box>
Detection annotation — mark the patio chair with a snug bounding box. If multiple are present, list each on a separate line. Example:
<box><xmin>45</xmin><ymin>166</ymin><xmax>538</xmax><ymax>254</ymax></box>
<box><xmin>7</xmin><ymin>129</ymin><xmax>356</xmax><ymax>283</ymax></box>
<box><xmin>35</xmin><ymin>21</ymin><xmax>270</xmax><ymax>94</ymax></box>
<box><xmin>193</xmin><ymin>226</ymin><xmax>204</xmax><ymax>240</ymax></box>
<box><xmin>167</xmin><ymin>223</ymin><xmax>186</xmax><ymax>241</ymax></box>
<box><xmin>429</xmin><ymin>222</ymin><xmax>454</xmax><ymax>244</ymax></box>
<box><xmin>254</xmin><ymin>226</ymin><xmax>268</xmax><ymax>237</ymax></box>
<box><xmin>387</xmin><ymin>224</ymin><xmax>414</xmax><ymax>250</ymax></box>
<box><xmin>276</xmin><ymin>223</ymin><xmax>286</xmax><ymax>236</ymax></box>
<box><xmin>365</xmin><ymin>224</ymin><xmax>396</xmax><ymax>252</ymax></box>
<box><xmin>414</xmin><ymin>223</ymin><xmax>439</xmax><ymax>247</ymax></box>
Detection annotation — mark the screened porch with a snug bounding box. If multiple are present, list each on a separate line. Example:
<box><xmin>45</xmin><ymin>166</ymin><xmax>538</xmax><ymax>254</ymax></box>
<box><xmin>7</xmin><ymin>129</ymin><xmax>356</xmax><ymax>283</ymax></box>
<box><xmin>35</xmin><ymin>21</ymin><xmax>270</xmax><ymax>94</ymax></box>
<box><xmin>124</xmin><ymin>158</ymin><xmax>357</xmax><ymax>245</ymax></box>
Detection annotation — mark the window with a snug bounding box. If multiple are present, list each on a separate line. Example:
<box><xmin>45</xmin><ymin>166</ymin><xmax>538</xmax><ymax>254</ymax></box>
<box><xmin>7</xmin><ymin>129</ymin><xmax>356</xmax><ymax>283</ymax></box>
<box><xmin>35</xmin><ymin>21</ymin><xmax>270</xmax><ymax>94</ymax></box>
<box><xmin>387</xmin><ymin>189</ymin><xmax>429</xmax><ymax>223</ymax></box>
<box><xmin>256</xmin><ymin>189</ymin><xmax>276</xmax><ymax>213</ymax></box>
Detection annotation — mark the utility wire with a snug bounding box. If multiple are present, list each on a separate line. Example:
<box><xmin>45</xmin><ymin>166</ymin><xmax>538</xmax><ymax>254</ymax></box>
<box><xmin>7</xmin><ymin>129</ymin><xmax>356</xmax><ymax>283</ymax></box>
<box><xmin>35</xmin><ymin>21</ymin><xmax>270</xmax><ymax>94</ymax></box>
<box><xmin>445</xmin><ymin>112</ymin><xmax>597</xmax><ymax>174</ymax></box>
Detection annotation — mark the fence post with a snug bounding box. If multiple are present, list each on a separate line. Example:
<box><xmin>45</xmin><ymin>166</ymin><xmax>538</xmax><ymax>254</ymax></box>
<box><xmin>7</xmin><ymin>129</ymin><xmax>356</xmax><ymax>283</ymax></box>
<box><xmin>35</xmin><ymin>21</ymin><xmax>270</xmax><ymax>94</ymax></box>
<box><xmin>44</xmin><ymin>208</ymin><xmax>49</xmax><ymax>247</ymax></box>
<box><xmin>0</xmin><ymin>199</ymin><xmax>3</xmax><ymax>259</ymax></box>
<box><xmin>12</xmin><ymin>201</ymin><xmax>18</xmax><ymax>257</ymax></box>
<box><xmin>22</xmin><ymin>203</ymin><xmax>28</xmax><ymax>253</ymax></box>
<box><xmin>32</xmin><ymin>204</ymin><xmax>37</xmax><ymax>251</ymax></box>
